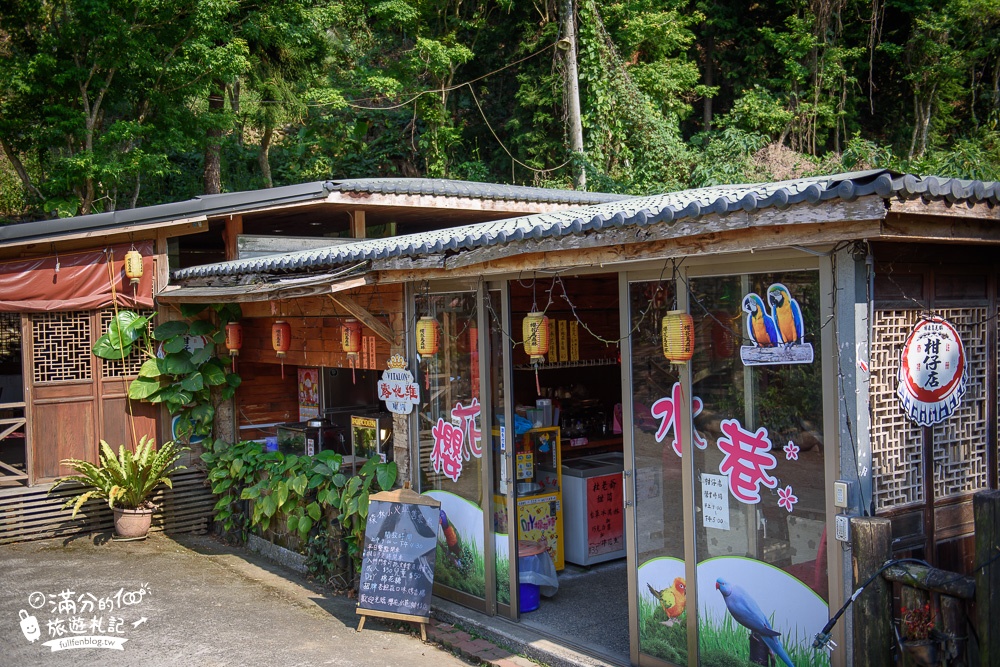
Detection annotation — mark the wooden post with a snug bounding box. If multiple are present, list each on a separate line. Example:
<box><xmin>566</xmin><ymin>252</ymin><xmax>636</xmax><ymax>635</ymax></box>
<box><xmin>223</xmin><ymin>214</ymin><xmax>243</xmax><ymax>261</ymax></box>
<box><xmin>851</xmin><ymin>516</ymin><xmax>893</xmax><ymax>667</ymax></box>
<box><xmin>350</xmin><ymin>209</ymin><xmax>366</xmax><ymax>239</ymax></box>
<box><xmin>974</xmin><ymin>490</ymin><xmax>1000</xmax><ymax>667</ymax></box>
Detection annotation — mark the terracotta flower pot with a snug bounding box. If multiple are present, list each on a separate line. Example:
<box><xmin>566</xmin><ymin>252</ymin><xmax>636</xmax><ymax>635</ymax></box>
<box><xmin>113</xmin><ymin>506</ymin><xmax>154</xmax><ymax>539</ymax></box>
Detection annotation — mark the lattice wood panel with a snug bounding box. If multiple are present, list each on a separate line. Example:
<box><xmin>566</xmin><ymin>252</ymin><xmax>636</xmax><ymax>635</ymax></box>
<box><xmin>871</xmin><ymin>309</ymin><xmax>924</xmax><ymax>510</ymax></box>
<box><xmin>99</xmin><ymin>309</ymin><xmax>151</xmax><ymax>378</ymax></box>
<box><xmin>930</xmin><ymin>307</ymin><xmax>988</xmax><ymax>499</ymax></box>
<box><xmin>30</xmin><ymin>312</ymin><xmax>92</xmax><ymax>383</ymax></box>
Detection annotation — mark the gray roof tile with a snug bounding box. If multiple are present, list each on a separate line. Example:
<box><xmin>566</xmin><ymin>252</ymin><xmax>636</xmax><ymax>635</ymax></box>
<box><xmin>171</xmin><ymin>170</ymin><xmax>1000</xmax><ymax>281</ymax></box>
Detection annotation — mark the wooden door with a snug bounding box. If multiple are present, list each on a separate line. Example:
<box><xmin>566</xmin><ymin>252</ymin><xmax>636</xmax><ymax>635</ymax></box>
<box><xmin>27</xmin><ymin>310</ymin><xmax>160</xmax><ymax>484</ymax></box>
<box><xmin>27</xmin><ymin>311</ymin><xmax>99</xmax><ymax>482</ymax></box>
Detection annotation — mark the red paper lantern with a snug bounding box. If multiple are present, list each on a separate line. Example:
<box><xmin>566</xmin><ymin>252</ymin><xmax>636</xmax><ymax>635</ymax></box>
<box><xmin>225</xmin><ymin>322</ymin><xmax>243</xmax><ymax>357</ymax></box>
<box><xmin>711</xmin><ymin>311</ymin><xmax>736</xmax><ymax>359</ymax></box>
<box><xmin>272</xmin><ymin>320</ymin><xmax>291</xmax><ymax>358</ymax></box>
<box><xmin>341</xmin><ymin>319</ymin><xmax>362</xmax><ymax>355</ymax></box>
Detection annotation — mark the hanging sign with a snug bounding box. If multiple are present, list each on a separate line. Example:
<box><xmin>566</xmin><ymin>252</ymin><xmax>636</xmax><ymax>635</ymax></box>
<box><xmin>701</xmin><ymin>473</ymin><xmax>730</xmax><ymax>530</ymax></box>
<box><xmin>377</xmin><ymin>355</ymin><xmax>420</xmax><ymax>415</ymax></box>
<box><xmin>896</xmin><ymin>316</ymin><xmax>967</xmax><ymax>426</ymax></box>
<box><xmin>739</xmin><ymin>283</ymin><xmax>813</xmax><ymax>366</ymax></box>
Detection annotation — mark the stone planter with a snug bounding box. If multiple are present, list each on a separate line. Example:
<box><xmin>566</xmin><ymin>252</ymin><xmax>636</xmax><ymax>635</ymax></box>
<box><xmin>113</xmin><ymin>506</ymin><xmax>154</xmax><ymax>539</ymax></box>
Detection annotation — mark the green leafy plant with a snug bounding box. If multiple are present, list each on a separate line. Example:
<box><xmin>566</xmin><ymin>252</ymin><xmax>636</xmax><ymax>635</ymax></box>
<box><xmin>50</xmin><ymin>436</ymin><xmax>187</xmax><ymax>516</ymax></box>
<box><xmin>92</xmin><ymin>303</ymin><xmax>242</xmax><ymax>443</ymax></box>
<box><xmin>201</xmin><ymin>439</ymin><xmax>397</xmax><ymax>581</ymax></box>
<box><xmin>330</xmin><ymin>457</ymin><xmax>398</xmax><ymax>574</ymax></box>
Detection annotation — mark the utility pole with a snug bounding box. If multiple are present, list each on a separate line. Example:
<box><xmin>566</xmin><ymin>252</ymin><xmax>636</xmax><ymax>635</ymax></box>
<box><xmin>561</xmin><ymin>0</ymin><xmax>586</xmax><ymax>191</ymax></box>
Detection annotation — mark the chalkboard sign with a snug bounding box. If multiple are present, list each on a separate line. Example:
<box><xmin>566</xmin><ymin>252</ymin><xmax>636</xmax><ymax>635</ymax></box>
<box><xmin>356</xmin><ymin>486</ymin><xmax>441</xmax><ymax>639</ymax></box>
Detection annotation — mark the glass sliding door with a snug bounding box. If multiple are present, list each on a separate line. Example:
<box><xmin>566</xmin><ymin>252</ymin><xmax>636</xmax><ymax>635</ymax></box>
<box><xmin>626</xmin><ymin>268</ymin><xmax>829</xmax><ymax>667</ymax></box>
<box><xmin>484</xmin><ymin>284</ymin><xmax>517</xmax><ymax>617</ymax></box>
<box><xmin>690</xmin><ymin>272</ymin><xmax>829</xmax><ymax>667</ymax></box>
<box><xmin>415</xmin><ymin>286</ymin><xmax>489</xmax><ymax>610</ymax></box>
<box><xmin>625</xmin><ymin>276</ymin><xmax>692</xmax><ymax>666</ymax></box>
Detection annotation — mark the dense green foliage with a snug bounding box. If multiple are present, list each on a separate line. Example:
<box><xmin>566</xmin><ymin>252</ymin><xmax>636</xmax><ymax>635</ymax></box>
<box><xmin>2</xmin><ymin>0</ymin><xmax>999</xmax><ymax>220</ymax></box>
<box><xmin>201</xmin><ymin>439</ymin><xmax>398</xmax><ymax>582</ymax></box>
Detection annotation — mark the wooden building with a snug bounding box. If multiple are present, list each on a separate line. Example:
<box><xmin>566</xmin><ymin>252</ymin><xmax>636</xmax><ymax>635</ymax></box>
<box><xmin>0</xmin><ymin>178</ymin><xmax>620</xmax><ymax>542</ymax></box>
<box><xmin>166</xmin><ymin>169</ymin><xmax>1000</xmax><ymax>667</ymax></box>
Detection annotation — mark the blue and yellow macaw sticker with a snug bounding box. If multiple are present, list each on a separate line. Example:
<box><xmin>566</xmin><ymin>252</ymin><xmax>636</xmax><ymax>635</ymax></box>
<box><xmin>739</xmin><ymin>283</ymin><xmax>813</xmax><ymax>366</ymax></box>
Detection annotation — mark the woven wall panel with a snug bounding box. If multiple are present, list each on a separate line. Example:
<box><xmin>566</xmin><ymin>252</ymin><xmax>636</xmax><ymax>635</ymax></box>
<box><xmin>930</xmin><ymin>307</ymin><xmax>988</xmax><ymax>499</ymax></box>
<box><xmin>99</xmin><ymin>309</ymin><xmax>151</xmax><ymax>378</ymax></box>
<box><xmin>870</xmin><ymin>309</ymin><xmax>924</xmax><ymax>510</ymax></box>
<box><xmin>30</xmin><ymin>312</ymin><xmax>92</xmax><ymax>383</ymax></box>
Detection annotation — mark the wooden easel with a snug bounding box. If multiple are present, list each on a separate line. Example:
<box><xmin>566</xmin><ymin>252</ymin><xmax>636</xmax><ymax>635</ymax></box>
<box><xmin>356</xmin><ymin>608</ymin><xmax>429</xmax><ymax>642</ymax></box>
<box><xmin>354</xmin><ymin>482</ymin><xmax>439</xmax><ymax>643</ymax></box>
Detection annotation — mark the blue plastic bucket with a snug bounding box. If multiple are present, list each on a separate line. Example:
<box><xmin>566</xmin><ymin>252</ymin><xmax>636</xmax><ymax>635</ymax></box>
<box><xmin>519</xmin><ymin>583</ymin><xmax>540</xmax><ymax>613</ymax></box>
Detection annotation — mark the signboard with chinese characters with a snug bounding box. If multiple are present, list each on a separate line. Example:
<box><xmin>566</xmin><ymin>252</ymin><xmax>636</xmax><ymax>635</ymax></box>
<box><xmin>701</xmin><ymin>473</ymin><xmax>730</xmax><ymax>530</ymax></box>
<box><xmin>357</xmin><ymin>487</ymin><xmax>442</xmax><ymax>631</ymax></box>
<box><xmin>587</xmin><ymin>473</ymin><xmax>624</xmax><ymax>557</ymax></box>
<box><xmin>897</xmin><ymin>316</ymin><xmax>967</xmax><ymax>426</ymax></box>
<box><xmin>377</xmin><ymin>355</ymin><xmax>420</xmax><ymax>415</ymax></box>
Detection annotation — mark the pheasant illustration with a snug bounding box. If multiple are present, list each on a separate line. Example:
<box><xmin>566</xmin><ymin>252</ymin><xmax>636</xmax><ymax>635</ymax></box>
<box><xmin>742</xmin><ymin>293</ymin><xmax>779</xmax><ymax>347</ymax></box>
<box><xmin>646</xmin><ymin>577</ymin><xmax>686</xmax><ymax>626</ymax></box>
<box><xmin>716</xmin><ymin>577</ymin><xmax>795</xmax><ymax>667</ymax></box>
<box><xmin>766</xmin><ymin>283</ymin><xmax>804</xmax><ymax>345</ymax></box>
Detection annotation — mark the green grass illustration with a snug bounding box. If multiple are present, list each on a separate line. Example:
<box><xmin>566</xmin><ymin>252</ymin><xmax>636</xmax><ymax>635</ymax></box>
<box><xmin>434</xmin><ymin>539</ymin><xmax>486</xmax><ymax>598</ymax></box>
<box><xmin>698</xmin><ymin>608</ymin><xmax>829</xmax><ymax>667</ymax></box>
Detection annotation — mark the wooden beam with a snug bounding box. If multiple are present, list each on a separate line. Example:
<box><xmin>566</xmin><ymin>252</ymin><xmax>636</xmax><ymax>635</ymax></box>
<box><xmin>882</xmin><ymin>212</ymin><xmax>1000</xmax><ymax>243</ymax></box>
<box><xmin>157</xmin><ymin>275</ymin><xmax>371</xmax><ymax>304</ymax></box>
<box><xmin>889</xmin><ymin>198</ymin><xmax>1000</xmax><ymax>221</ymax></box>
<box><xmin>0</xmin><ymin>217</ymin><xmax>209</xmax><ymax>257</ymax></box>
<box><xmin>351</xmin><ymin>209</ymin><xmax>366</xmax><ymax>239</ymax></box>
<box><xmin>328</xmin><ymin>293</ymin><xmax>399</xmax><ymax>346</ymax></box>
<box><xmin>223</xmin><ymin>214</ymin><xmax>243</xmax><ymax>261</ymax></box>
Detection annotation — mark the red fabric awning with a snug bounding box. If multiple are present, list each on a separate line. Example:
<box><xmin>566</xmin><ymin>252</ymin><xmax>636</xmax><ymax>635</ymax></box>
<box><xmin>0</xmin><ymin>241</ymin><xmax>155</xmax><ymax>312</ymax></box>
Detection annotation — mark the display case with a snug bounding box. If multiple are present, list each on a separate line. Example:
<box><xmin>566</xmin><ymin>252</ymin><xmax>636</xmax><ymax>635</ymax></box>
<box><xmin>276</xmin><ymin>420</ymin><xmax>349</xmax><ymax>457</ymax></box>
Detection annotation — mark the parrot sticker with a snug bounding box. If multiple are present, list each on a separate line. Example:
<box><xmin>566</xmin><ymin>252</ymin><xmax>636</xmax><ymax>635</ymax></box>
<box><xmin>697</xmin><ymin>557</ymin><xmax>829</xmax><ymax>667</ymax></box>
<box><xmin>646</xmin><ymin>578</ymin><xmax>687</xmax><ymax>627</ymax></box>
<box><xmin>716</xmin><ymin>577</ymin><xmax>796</xmax><ymax>667</ymax></box>
<box><xmin>740</xmin><ymin>283</ymin><xmax>813</xmax><ymax>366</ymax></box>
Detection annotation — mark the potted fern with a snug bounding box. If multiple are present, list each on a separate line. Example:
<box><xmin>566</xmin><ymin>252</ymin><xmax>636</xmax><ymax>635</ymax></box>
<box><xmin>50</xmin><ymin>436</ymin><xmax>187</xmax><ymax>539</ymax></box>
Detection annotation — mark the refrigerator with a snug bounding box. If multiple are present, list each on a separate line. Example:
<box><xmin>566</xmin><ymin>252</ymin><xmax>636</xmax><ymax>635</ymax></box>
<box><xmin>560</xmin><ymin>455</ymin><xmax>626</xmax><ymax>566</ymax></box>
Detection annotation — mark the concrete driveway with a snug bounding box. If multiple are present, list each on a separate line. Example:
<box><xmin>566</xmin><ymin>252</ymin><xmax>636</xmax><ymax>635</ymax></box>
<box><xmin>0</xmin><ymin>532</ymin><xmax>473</xmax><ymax>667</ymax></box>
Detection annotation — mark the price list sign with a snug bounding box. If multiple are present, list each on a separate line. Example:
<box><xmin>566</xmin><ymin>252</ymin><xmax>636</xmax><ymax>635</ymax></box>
<box><xmin>701</xmin><ymin>473</ymin><xmax>730</xmax><ymax>530</ymax></box>
<box><xmin>586</xmin><ymin>473</ymin><xmax>624</xmax><ymax>557</ymax></box>
<box><xmin>357</xmin><ymin>488</ymin><xmax>441</xmax><ymax>633</ymax></box>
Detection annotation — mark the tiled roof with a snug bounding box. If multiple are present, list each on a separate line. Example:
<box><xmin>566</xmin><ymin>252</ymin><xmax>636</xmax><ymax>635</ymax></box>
<box><xmin>171</xmin><ymin>170</ymin><xmax>1000</xmax><ymax>280</ymax></box>
<box><xmin>0</xmin><ymin>178</ymin><xmax>624</xmax><ymax>245</ymax></box>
